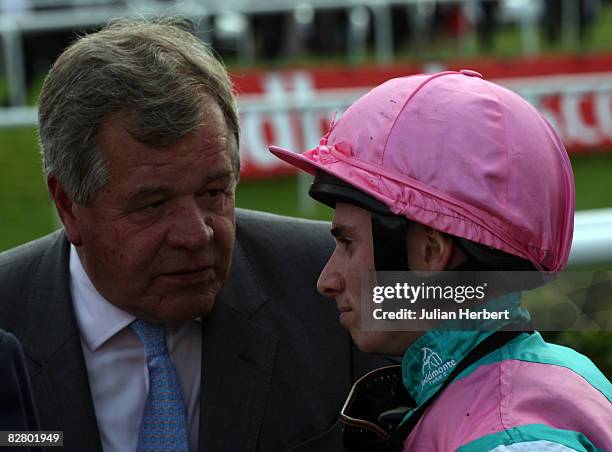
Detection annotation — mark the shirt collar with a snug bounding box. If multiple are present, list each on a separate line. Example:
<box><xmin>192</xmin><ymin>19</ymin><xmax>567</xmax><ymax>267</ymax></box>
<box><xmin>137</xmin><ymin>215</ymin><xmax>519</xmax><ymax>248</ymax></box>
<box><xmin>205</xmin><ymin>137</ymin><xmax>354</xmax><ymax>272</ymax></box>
<box><xmin>400</xmin><ymin>292</ymin><xmax>525</xmax><ymax>406</ymax></box>
<box><xmin>69</xmin><ymin>244</ymin><xmax>135</xmax><ymax>352</ymax></box>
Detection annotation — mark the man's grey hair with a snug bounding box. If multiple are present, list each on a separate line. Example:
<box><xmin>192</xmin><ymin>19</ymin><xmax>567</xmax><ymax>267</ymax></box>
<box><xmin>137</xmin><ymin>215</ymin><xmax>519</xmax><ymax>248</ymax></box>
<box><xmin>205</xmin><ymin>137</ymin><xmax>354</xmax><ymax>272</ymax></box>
<box><xmin>38</xmin><ymin>18</ymin><xmax>240</xmax><ymax>207</ymax></box>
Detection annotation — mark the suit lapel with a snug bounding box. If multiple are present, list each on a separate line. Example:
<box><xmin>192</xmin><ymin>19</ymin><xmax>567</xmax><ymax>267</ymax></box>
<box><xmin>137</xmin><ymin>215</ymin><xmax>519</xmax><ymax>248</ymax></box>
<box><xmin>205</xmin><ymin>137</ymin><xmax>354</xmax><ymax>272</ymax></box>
<box><xmin>198</xmin><ymin>239</ymin><xmax>278</xmax><ymax>452</ymax></box>
<box><xmin>17</xmin><ymin>229</ymin><xmax>278</xmax><ymax>451</ymax></box>
<box><xmin>20</xmin><ymin>232</ymin><xmax>102</xmax><ymax>451</ymax></box>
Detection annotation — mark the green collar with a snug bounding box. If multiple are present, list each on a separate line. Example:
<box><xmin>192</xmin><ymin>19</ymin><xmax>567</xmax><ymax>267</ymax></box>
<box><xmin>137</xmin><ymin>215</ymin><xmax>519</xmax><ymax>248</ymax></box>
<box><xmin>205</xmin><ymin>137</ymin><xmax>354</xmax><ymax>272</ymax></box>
<box><xmin>400</xmin><ymin>292</ymin><xmax>526</xmax><ymax>406</ymax></box>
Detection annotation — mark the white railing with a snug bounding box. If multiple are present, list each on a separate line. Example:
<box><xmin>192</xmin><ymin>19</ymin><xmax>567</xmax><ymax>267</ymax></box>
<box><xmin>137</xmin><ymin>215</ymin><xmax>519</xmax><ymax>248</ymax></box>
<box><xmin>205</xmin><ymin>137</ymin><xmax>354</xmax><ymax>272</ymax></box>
<box><xmin>570</xmin><ymin>208</ymin><xmax>612</xmax><ymax>266</ymax></box>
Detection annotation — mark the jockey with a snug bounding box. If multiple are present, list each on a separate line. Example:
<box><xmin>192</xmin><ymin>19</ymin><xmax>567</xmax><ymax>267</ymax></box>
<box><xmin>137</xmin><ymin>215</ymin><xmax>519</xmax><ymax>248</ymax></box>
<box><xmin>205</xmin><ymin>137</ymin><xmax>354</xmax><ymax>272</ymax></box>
<box><xmin>270</xmin><ymin>70</ymin><xmax>611</xmax><ymax>451</ymax></box>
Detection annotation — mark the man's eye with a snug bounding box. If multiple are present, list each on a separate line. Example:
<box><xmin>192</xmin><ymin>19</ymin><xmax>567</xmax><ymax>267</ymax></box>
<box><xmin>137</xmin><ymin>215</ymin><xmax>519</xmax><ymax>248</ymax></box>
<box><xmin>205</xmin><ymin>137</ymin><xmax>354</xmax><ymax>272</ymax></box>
<box><xmin>145</xmin><ymin>199</ymin><xmax>165</xmax><ymax>209</ymax></box>
<box><xmin>206</xmin><ymin>189</ymin><xmax>225</xmax><ymax>198</ymax></box>
<box><xmin>336</xmin><ymin>237</ymin><xmax>352</xmax><ymax>249</ymax></box>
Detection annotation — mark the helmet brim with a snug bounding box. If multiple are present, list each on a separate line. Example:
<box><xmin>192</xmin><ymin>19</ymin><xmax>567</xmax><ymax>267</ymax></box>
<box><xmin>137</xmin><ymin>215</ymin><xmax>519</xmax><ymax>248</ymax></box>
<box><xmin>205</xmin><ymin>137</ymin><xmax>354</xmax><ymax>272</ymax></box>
<box><xmin>269</xmin><ymin>145</ymin><xmax>319</xmax><ymax>177</ymax></box>
<box><xmin>270</xmin><ymin>145</ymin><xmax>392</xmax><ymax>214</ymax></box>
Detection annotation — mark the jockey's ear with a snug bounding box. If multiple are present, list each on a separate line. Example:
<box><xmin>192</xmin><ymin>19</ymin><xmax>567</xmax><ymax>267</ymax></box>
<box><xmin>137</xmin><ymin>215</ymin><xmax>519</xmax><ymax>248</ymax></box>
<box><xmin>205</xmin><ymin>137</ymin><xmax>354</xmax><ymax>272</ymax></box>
<box><xmin>405</xmin><ymin>224</ymin><xmax>458</xmax><ymax>272</ymax></box>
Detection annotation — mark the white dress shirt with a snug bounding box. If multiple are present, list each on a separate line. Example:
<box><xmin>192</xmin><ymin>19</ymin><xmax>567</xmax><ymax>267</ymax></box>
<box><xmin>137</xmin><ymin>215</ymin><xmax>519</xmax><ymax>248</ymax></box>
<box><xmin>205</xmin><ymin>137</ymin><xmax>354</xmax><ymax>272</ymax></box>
<box><xmin>69</xmin><ymin>245</ymin><xmax>201</xmax><ymax>452</ymax></box>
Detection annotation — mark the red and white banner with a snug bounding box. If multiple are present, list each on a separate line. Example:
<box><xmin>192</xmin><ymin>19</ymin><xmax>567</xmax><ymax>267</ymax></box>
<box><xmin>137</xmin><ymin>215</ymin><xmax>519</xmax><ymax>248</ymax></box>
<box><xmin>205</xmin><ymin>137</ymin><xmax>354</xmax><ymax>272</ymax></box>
<box><xmin>233</xmin><ymin>55</ymin><xmax>612</xmax><ymax>179</ymax></box>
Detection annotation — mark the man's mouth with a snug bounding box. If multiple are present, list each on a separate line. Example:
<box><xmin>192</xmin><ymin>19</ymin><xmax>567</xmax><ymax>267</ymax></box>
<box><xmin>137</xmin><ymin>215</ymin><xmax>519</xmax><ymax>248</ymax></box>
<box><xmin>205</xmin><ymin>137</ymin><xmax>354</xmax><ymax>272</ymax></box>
<box><xmin>337</xmin><ymin>305</ymin><xmax>352</xmax><ymax>314</ymax></box>
<box><xmin>160</xmin><ymin>266</ymin><xmax>215</xmax><ymax>282</ymax></box>
<box><xmin>338</xmin><ymin>305</ymin><xmax>354</xmax><ymax>327</ymax></box>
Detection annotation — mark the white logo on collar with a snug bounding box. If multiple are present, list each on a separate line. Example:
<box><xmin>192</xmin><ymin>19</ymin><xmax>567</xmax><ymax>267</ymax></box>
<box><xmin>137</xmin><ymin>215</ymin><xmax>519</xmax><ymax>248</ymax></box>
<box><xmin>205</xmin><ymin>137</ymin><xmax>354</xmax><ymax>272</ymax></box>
<box><xmin>421</xmin><ymin>347</ymin><xmax>456</xmax><ymax>389</ymax></box>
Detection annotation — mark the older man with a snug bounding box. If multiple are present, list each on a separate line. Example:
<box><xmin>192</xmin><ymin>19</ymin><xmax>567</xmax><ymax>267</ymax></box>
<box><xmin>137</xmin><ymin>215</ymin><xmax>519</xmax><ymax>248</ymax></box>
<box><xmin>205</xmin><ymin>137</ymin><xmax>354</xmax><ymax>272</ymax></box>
<box><xmin>0</xmin><ymin>19</ymin><xmax>381</xmax><ymax>452</ymax></box>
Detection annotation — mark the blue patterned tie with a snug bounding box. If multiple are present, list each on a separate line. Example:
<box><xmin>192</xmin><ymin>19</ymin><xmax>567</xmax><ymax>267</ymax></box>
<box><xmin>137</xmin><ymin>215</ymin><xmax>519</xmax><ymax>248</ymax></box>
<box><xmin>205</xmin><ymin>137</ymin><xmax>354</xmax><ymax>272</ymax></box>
<box><xmin>130</xmin><ymin>320</ymin><xmax>190</xmax><ymax>451</ymax></box>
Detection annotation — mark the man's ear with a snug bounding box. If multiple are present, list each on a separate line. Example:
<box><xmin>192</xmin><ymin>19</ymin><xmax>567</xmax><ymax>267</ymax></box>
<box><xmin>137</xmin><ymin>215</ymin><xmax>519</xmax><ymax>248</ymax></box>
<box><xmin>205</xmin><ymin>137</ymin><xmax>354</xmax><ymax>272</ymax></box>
<box><xmin>47</xmin><ymin>175</ymin><xmax>83</xmax><ymax>246</ymax></box>
<box><xmin>423</xmin><ymin>227</ymin><xmax>454</xmax><ymax>271</ymax></box>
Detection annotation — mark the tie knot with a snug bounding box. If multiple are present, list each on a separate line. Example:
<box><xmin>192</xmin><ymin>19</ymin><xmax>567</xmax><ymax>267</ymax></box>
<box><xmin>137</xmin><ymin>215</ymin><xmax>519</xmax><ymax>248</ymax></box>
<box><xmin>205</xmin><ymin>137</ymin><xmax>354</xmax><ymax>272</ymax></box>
<box><xmin>130</xmin><ymin>319</ymin><xmax>168</xmax><ymax>358</ymax></box>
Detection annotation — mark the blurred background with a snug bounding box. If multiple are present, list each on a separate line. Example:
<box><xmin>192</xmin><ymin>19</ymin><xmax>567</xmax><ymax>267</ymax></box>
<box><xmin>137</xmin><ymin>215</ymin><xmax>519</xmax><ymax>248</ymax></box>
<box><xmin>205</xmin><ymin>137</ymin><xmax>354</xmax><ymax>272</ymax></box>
<box><xmin>0</xmin><ymin>0</ymin><xmax>610</xmax><ymax>375</ymax></box>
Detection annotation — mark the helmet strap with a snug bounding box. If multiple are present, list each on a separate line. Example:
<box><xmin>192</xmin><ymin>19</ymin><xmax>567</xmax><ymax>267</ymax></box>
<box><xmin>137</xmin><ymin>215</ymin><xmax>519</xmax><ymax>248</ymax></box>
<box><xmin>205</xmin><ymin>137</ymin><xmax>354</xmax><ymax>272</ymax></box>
<box><xmin>370</xmin><ymin>214</ymin><xmax>492</xmax><ymax>273</ymax></box>
<box><xmin>371</xmin><ymin>212</ymin><xmax>408</xmax><ymax>271</ymax></box>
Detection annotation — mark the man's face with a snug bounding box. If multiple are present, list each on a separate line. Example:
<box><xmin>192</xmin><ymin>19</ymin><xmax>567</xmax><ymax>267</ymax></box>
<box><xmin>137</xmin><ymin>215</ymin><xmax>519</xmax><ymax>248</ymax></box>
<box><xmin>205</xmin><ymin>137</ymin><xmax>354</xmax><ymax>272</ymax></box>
<box><xmin>63</xmin><ymin>100</ymin><xmax>236</xmax><ymax>323</ymax></box>
<box><xmin>317</xmin><ymin>203</ymin><xmax>418</xmax><ymax>356</ymax></box>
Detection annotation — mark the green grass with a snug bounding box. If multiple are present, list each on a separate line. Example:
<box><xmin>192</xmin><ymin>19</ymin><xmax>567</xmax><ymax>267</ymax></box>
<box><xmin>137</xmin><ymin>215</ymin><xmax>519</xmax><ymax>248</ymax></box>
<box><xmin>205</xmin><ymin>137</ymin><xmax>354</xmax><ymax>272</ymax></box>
<box><xmin>0</xmin><ymin>128</ymin><xmax>55</xmax><ymax>250</ymax></box>
<box><xmin>590</xmin><ymin>3</ymin><xmax>612</xmax><ymax>53</ymax></box>
<box><xmin>0</xmin><ymin>78</ymin><xmax>8</xmax><ymax>107</ymax></box>
<box><xmin>570</xmin><ymin>153</ymin><xmax>612</xmax><ymax>210</ymax></box>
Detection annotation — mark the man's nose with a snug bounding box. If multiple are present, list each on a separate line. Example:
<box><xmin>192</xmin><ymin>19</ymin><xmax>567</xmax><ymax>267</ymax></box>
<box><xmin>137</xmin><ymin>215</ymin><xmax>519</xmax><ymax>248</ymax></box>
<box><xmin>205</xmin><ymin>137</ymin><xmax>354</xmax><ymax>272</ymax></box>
<box><xmin>166</xmin><ymin>199</ymin><xmax>213</xmax><ymax>250</ymax></box>
<box><xmin>317</xmin><ymin>254</ymin><xmax>345</xmax><ymax>298</ymax></box>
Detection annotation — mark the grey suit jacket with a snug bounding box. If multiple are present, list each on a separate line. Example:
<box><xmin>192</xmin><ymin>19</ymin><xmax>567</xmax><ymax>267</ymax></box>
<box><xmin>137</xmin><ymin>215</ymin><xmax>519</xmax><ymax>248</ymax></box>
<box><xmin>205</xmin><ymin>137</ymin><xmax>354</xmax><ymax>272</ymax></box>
<box><xmin>0</xmin><ymin>208</ymin><xmax>383</xmax><ymax>452</ymax></box>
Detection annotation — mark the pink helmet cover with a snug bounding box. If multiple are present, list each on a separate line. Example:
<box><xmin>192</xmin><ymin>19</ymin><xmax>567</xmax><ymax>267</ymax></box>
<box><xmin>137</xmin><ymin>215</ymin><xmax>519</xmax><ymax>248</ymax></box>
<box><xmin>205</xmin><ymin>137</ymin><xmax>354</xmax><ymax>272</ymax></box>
<box><xmin>270</xmin><ymin>70</ymin><xmax>575</xmax><ymax>272</ymax></box>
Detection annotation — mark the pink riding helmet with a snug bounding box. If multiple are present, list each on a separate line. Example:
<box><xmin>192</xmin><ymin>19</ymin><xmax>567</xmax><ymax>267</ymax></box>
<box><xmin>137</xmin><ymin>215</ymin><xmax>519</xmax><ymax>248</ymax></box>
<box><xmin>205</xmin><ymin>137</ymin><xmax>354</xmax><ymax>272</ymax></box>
<box><xmin>269</xmin><ymin>70</ymin><xmax>575</xmax><ymax>272</ymax></box>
